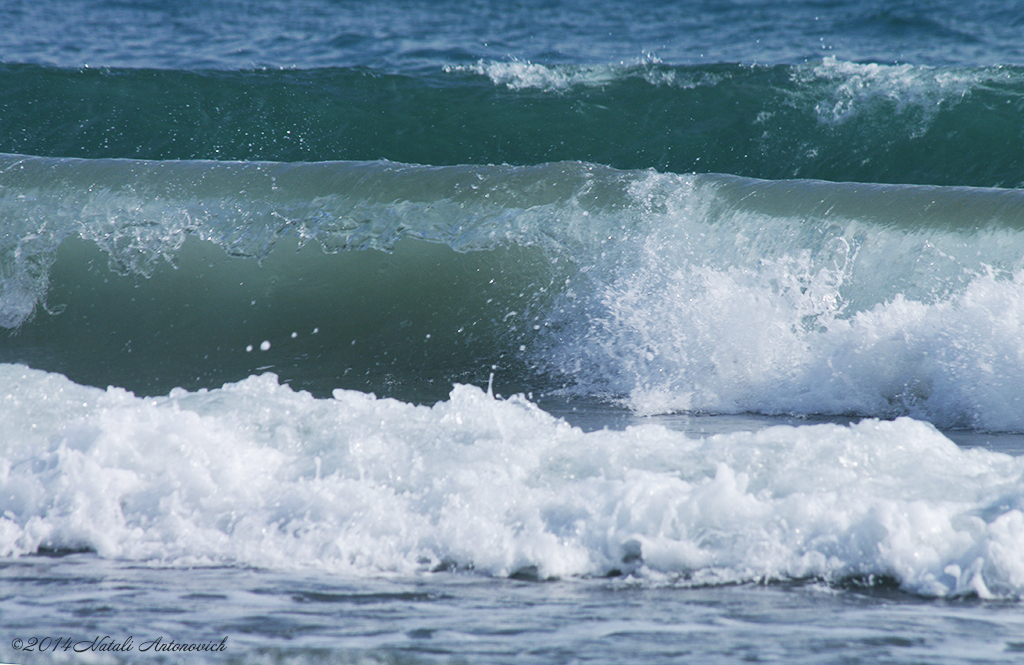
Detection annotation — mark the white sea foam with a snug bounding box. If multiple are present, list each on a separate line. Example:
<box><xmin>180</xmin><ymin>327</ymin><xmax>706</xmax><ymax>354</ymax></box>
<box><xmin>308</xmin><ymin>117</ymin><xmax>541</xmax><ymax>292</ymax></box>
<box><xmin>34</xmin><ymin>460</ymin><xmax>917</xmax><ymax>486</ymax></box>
<box><xmin>2</xmin><ymin>364</ymin><xmax>1024</xmax><ymax>598</ymax></box>
<box><xmin>546</xmin><ymin>170</ymin><xmax>1024</xmax><ymax>430</ymax></box>
<box><xmin>445</xmin><ymin>58</ymin><xmax>690</xmax><ymax>91</ymax></box>
<box><xmin>570</xmin><ymin>258</ymin><xmax>1024</xmax><ymax>430</ymax></box>
<box><xmin>795</xmin><ymin>56</ymin><xmax>1018</xmax><ymax>132</ymax></box>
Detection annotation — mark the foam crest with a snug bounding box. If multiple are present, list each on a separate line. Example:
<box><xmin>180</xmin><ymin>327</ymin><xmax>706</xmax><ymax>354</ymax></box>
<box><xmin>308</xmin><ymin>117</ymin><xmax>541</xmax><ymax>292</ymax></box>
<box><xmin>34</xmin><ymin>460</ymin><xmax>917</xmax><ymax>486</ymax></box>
<box><xmin>2</xmin><ymin>364</ymin><xmax>1024</xmax><ymax>597</ymax></box>
<box><xmin>795</xmin><ymin>56</ymin><xmax>1017</xmax><ymax>131</ymax></box>
<box><xmin>446</xmin><ymin>58</ymin><xmax>687</xmax><ymax>91</ymax></box>
<box><xmin>583</xmin><ymin>263</ymin><xmax>1024</xmax><ymax>430</ymax></box>
<box><xmin>542</xmin><ymin>172</ymin><xmax>1024</xmax><ymax>429</ymax></box>
<box><xmin>0</xmin><ymin>155</ymin><xmax>637</xmax><ymax>327</ymax></box>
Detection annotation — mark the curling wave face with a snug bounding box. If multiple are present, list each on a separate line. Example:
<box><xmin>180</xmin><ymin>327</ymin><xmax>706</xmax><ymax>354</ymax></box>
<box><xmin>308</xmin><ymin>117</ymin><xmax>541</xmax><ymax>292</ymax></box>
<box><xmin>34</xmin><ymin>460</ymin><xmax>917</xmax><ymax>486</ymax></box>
<box><xmin>2</xmin><ymin>154</ymin><xmax>1024</xmax><ymax>428</ymax></box>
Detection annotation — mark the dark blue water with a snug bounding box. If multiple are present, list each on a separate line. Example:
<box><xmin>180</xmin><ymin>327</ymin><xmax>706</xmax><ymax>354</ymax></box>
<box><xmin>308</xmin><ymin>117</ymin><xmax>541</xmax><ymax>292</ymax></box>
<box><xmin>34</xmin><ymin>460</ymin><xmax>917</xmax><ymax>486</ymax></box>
<box><xmin>5</xmin><ymin>0</ymin><xmax>1024</xmax><ymax>71</ymax></box>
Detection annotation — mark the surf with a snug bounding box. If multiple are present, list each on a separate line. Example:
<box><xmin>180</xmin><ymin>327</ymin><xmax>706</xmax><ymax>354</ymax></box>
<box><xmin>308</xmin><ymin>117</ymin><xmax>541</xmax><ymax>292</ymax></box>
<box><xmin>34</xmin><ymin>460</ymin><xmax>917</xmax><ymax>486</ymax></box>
<box><xmin>2</xmin><ymin>153</ymin><xmax>1024</xmax><ymax>428</ymax></box>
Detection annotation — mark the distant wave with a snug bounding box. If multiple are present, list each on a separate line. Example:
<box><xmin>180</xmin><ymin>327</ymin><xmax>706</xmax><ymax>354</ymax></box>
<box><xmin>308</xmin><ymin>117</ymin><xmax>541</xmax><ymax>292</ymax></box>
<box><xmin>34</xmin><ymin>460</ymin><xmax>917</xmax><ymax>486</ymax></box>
<box><xmin>2</xmin><ymin>59</ymin><xmax>1023</xmax><ymax>186</ymax></box>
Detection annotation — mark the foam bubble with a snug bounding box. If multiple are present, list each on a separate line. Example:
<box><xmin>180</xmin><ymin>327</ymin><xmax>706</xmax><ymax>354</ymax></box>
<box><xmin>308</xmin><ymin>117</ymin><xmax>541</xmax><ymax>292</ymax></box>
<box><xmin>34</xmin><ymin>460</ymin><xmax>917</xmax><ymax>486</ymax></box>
<box><xmin>2</xmin><ymin>364</ymin><xmax>1024</xmax><ymax>597</ymax></box>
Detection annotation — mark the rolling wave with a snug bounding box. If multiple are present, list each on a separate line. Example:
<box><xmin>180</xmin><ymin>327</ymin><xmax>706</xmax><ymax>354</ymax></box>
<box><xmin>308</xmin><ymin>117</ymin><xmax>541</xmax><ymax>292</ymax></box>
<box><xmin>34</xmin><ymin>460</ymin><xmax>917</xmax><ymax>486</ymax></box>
<box><xmin>2</xmin><ymin>153</ymin><xmax>1024</xmax><ymax>427</ymax></box>
<box><xmin>3</xmin><ymin>364</ymin><xmax>1024</xmax><ymax>597</ymax></box>
<box><xmin>2</xmin><ymin>59</ymin><xmax>1023</xmax><ymax>185</ymax></box>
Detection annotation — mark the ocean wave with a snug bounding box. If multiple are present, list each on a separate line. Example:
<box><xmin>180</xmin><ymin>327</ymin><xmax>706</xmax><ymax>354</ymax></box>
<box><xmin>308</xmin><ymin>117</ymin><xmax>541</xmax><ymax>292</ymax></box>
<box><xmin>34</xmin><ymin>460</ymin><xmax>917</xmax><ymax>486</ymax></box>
<box><xmin>2</xmin><ymin>60</ymin><xmax>1023</xmax><ymax>185</ymax></box>
<box><xmin>2</xmin><ymin>364</ymin><xmax>1024</xmax><ymax>598</ymax></box>
<box><xmin>3</xmin><ymin>155</ymin><xmax>1024</xmax><ymax>427</ymax></box>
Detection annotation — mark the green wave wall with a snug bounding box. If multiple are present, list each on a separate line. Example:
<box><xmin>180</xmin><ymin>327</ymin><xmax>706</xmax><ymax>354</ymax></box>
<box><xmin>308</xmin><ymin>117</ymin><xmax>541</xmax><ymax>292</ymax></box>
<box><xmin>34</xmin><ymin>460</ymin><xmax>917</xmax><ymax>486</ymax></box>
<box><xmin>2</xmin><ymin>61</ymin><xmax>1023</xmax><ymax>186</ymax></box>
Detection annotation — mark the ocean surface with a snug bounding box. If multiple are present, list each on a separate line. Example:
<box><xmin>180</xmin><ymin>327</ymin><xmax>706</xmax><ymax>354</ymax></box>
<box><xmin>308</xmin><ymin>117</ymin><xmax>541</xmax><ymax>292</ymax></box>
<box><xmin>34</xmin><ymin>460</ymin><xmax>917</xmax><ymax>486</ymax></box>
<box><xmin>3</xmin><ymin>1</ymin><xmax>1024</xmax><ymax>663</ymax></box>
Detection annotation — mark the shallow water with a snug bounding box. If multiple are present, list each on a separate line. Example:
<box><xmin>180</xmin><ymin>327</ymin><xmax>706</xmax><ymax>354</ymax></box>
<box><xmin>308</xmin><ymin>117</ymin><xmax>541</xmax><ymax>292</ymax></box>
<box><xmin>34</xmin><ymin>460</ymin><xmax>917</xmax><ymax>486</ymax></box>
<box><xmin>4</xmin><ymin>553</ymin><xmax>1024</xmax><ymax>665</ymax></box>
